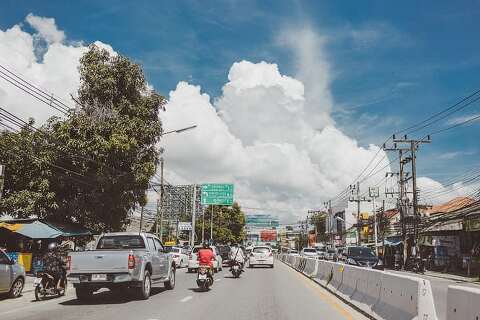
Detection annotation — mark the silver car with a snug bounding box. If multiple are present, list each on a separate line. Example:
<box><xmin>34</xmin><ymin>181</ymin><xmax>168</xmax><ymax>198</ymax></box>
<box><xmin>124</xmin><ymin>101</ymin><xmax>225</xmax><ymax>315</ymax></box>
<box><xmin>0</xmin><ymin>249</ymin><xmax>25</xmax><ymax>298</ymax></box>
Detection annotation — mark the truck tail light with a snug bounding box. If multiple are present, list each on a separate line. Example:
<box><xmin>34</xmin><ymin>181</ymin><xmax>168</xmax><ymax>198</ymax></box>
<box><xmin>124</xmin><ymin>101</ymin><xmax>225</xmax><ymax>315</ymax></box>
<box><xmin>128</xmin><ymin>254</ymin><xmax>135</xmax><ymax>269</ymax></box>
<box><xmin>66</xmin><ymin>256</ymin><xmax>71</xmax><ymax>271</ymax></box>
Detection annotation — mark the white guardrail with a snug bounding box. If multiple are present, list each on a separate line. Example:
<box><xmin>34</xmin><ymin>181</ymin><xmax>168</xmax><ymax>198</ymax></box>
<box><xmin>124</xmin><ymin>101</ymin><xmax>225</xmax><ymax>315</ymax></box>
<box><xmin>277</xmin><ymin>254</ymin><xmax>438</xmax><ymax>320</ymax></box>
<box><xmin>447</xmin><ymin>285</ymin><xmax>480</xmax><ymax>320</ymax></box>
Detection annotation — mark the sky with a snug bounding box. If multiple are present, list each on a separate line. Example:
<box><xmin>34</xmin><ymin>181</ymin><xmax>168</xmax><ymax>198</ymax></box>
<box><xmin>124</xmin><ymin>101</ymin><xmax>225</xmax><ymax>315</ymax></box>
<box><xmin>0</xmin><ymin>1</ymin><xmax>479</xmax><ymax>222</ymax></box>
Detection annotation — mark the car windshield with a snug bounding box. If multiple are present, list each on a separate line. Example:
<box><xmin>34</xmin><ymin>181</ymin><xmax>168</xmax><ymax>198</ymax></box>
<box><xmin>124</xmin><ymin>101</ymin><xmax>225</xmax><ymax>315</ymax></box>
<box><xmin>165</xmin><ymin>247</ymin><xmax>180</xmax><ymax>253</ymax></box>
<box><xmin>253</xmin><ymin>247</ymin><xmax>270</xmax><ymax>253</ymax></box>
<box><xmin>290</xmin><ymin>250</ymin><xmax>298</xmax><ymax>254</ymax></box>
<box><xmin>97</xmin><ymin>235</ymin><xmax>145</xmax><ymax>249</ymax></box>
<box><xmin>303</xmin><ymin>248</ymin><xmax>316</xmax><ymax>253</ymax></box>
<box><xmin>316</xmin><ymin>247</ymin><xmax>326</xmax><ymax>252</ymax></box>
<box><xmin>349</xmin><ymin>247</ymin><xmax>375</xmax><ymax>257</ymax></box>
<box><xmin>328</xmin><ymin>249</ymin><xmax>336</xmax><ymax>253</ymax></box>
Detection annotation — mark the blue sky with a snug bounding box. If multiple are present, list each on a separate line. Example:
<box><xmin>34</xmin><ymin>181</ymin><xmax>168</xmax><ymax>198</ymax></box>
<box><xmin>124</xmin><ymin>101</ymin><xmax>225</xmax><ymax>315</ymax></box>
<box><xmin>1</xmin><ymin>0</ymin><xmax>479</xmax><ymax>185</ymax></box>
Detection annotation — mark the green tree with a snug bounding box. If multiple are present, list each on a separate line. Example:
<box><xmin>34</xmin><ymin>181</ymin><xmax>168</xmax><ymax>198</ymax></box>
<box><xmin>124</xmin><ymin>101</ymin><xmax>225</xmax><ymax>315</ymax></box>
<box><xmin>0</xmin><ymin>44</ymin><xmax>164</xmax><ymax>232</ymax></box>
<box><xmin>310</xmin><ymin>211</ymin><xmax>328</xmax><ymax>243</ymax></box>
<box><xmin>195</xmin><ymin>202</ymin><xmax>246</xmax><ymax>244</ymax></box>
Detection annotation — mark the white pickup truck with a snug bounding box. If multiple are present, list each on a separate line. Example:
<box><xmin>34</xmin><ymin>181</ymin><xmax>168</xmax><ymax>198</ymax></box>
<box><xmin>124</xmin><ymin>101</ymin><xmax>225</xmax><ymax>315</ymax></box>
<box><xmin>67</xmin><ymin>232</ymin><xmax>175</xmax><ymax>300</ymax></box>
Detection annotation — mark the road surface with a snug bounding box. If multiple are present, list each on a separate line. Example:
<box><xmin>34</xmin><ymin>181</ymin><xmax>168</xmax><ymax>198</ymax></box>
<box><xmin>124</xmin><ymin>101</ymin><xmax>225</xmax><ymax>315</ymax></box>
<box><xmin>0</xmin><ymin>262</ymin><xmax>367</xmax><ymax>320</ymax></box>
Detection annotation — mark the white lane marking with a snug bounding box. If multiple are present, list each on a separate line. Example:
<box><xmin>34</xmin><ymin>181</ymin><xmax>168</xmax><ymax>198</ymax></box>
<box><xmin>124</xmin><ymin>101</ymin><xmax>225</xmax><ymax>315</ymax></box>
<box><xmin>180</xmin><ymin>295</ymin><xmax>192</xmax><ymax>303</ymax></box>
<box><xmin>215</xmin><ymin>278</ymin><xmax>222</xmax><ymax>282</ymax></box>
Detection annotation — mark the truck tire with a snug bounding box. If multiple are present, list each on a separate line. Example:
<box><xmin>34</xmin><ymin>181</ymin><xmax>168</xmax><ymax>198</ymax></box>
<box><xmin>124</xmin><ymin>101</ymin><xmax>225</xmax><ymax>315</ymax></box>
<box><xmin>75</xmin><ymin>287</ymin><xmax>93</xmax><ymax>301</ymax></box>
<box><xmin>164</xmin><ymin>268</ymin><xmax>176</xmax><ymax>290</ymax></box>
<box><xmin>137</xmin><ymin>270</ymin><xmax>151</xmax><ymax>300</ymax></box>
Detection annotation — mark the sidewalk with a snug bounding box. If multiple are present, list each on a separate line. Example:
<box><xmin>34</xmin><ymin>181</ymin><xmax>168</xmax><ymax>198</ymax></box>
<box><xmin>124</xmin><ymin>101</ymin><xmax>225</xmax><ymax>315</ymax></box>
<box><xmin>423</xmin><ymin>270</ymin><xmax>480</xmax><ymax>283</ymax></box>
<box><xmin>23</xmin><ymin>275</ymin><xmax>36</xmax><ymax>293</ymax></box>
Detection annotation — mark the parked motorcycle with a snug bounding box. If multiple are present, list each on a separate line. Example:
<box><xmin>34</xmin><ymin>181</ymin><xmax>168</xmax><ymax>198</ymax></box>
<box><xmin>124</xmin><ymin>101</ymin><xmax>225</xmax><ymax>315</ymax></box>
<box><xmin>196</xmin><ymin>265</ymin><xmax>213</xmax><ymax>291</ymax></box>
<box><xmin>34</xmin><ymin>270</ymin><xmax>67</xmax><ymax>301</ymax></box>
<box><xmin>406</xmin><ymin>256</ymin><xmax>425</xmax><ymax>274</ymax></box>
<box><xmin>230</xmin><ymin>260</ymin><xmax>244</xmax><ymax>278</ymax></box>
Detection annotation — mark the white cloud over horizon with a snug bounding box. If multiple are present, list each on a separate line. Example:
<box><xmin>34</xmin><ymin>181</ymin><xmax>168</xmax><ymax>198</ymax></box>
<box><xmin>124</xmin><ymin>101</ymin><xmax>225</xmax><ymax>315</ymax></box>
<box><xmin>0</xmin><ymin>14</ymin><xmax>468</xmax><ymax>224</ymax></box>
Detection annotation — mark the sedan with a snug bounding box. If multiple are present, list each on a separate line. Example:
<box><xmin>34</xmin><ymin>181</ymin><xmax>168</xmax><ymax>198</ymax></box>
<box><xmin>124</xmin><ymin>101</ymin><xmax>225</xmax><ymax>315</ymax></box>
<box><xmin>248</xmin><ymin>246</ymin><xmax>274</xmax><ymax>268</ymax></box>
<box><xmin>187</xmin><ymin>245</ymin><xmax>223</xmax><ymax>273</ymax></box>
<box><xmin>0</xmin><ymin>249</ymin><xmax>25</xmax><ymax>298</ymax></box>
<box><xmin>342</xmin><ymin>246</ymin><xmax>383</xmax><ymax>269</ymax></box>
<box><xmin>166</xmin><ymin>246</ymin><xmax>189</xmax><ymax>268</ymax></box>
<box><xmin>301</xmin><ymin>247</ymin><xmax>320</xmax><ymax>259</ymax></box>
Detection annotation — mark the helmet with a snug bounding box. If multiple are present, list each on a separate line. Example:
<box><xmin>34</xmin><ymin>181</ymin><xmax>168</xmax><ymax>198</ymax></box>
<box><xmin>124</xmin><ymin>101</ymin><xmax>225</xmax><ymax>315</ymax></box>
<box><xmin>202</xmin><ymin>242</ymin><xmax>209</xmax><ymax>249</ymax></box>
<box><xmin>48</xmin><ymin>242</ymin><xmax>57</xmax><ymax>251</ymax></box>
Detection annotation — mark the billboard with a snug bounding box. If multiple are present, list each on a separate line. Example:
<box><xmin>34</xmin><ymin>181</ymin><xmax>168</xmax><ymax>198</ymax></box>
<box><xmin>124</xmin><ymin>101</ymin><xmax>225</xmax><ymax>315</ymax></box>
<box><xmin>260</xmin><ymin>229</ymin><xmax>277</xmax><ymax>241</ymax></box>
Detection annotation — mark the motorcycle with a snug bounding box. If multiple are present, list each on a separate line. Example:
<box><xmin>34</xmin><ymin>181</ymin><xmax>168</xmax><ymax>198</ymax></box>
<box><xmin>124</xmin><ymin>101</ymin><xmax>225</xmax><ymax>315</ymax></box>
<box><xmin>230</xmin><ymin>260</ymin><xmax>244</xmax><ymax>278</ymax></box>
<box><xmin>196</xmin><ymin>265</ymin><xmax>213</xmax><ymax>291</ymax></box>
<box><xmin>407</xmin><ymin>256</ymin><xmax>426</xmax><ymax>274</ymax></box>
<box><xmin>34</xmin><ymin>270</ymin><xmax>67</xmax><ymax>301</ymax></box>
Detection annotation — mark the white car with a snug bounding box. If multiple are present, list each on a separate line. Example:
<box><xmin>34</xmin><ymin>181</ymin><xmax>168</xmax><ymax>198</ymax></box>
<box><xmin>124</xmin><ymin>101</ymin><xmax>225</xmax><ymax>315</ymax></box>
<box><xmin>248</xmin><ymin>246</ymin><xmax>274</xmax><ymax>268</ymax></box>
<box><xmin>301</xmin><ymin>247</ymin><xmax>319</xmax><ymax>259</ymax></box>
<box><xmin>167</xmin><ymin>246</ymin><xmax>189</xmax><ymax>268</ymax></box>
<box><xmin>187</xmin><ymin>245</ymin><xmax>223</xmax><ymax>273</ymax></box>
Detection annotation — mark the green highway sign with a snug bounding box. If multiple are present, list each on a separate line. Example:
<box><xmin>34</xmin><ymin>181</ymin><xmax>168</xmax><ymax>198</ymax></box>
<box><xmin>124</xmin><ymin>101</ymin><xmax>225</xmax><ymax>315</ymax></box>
<box><xmin>201</xmin><ymin>183</ymin><xmax>234</xmax><ymax>205</ymax></box>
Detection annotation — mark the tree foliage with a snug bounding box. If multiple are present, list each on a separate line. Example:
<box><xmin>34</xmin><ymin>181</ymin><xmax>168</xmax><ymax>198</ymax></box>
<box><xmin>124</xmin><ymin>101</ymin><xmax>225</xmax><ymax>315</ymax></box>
<box><xmin>0</xmin><ymin>44</ymin><xmax>164</xmax><ymax>232</ymax></box>
<box><xmin>195</xmin><ymin>202</ymin><xmax>246</xmax><ymax>244</ymax></box>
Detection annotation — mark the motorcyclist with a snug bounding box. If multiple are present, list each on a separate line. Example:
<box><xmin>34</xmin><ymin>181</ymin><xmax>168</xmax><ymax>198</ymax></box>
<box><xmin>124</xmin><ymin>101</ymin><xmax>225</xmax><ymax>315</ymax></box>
<box><xmin>229</xmin><ymin>243</ymin><xmax>245</xmax><ymax>269</ymax></box>
<box><xmin>43</xmin><ymin>242</ymin><xmax>65</xmax><ymax>290</ymax></box>
<box><xmin>197</xmin><ymin>242</ymin><xmax>215</xmax><ymax>275</ymax></box>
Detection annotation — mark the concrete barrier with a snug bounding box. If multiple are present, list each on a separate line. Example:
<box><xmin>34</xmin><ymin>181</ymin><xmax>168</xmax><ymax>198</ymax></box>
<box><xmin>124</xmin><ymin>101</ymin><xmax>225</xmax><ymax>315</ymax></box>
<box><xmin>447</xmin><ymin>285</ymin><xmax>480</xmax><ymax>320</ymax></box>
<box><xmin>278</xmin><ymin>254</ymin><xmax>438</xmax><ymax>320</ymax></box>
<box><xmin>302</xmin><ymin>258</ymin><xmax>318</xmax><ymax>277</ymax></box>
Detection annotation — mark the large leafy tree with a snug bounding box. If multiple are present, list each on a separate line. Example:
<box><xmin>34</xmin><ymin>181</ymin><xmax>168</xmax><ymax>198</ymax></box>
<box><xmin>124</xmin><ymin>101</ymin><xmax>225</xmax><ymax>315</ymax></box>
<box><xmin>195</xmin><ymin>202</ymin><xmax>246</xmax><ymax>244</ymax></box>
<box><xmin>0</xmin><ymin>45</ymin><xmax>164</xmax><ymax>232</ymax></box>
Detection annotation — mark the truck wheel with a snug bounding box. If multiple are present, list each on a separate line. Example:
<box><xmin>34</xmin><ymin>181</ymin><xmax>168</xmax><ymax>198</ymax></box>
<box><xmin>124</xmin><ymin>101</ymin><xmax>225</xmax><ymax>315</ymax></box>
<box><xmin>75</xmin><ymin>287</ymin><xmax>93</xmax><ymax>301</ymax></box>
<box><xmin>137</xmin><ymin>270</ymin><xmax>151</xmax><ymax>300</ymax></box>
<box><xmin>165</xmin><ymin>268</ymin><xmax>176</xmax><ymax>290</ymax></box>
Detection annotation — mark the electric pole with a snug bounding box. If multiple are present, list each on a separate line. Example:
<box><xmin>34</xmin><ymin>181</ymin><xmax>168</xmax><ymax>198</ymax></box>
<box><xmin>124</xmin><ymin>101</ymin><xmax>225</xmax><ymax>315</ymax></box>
<box><xmin>158</xmin><ymin>157</ymin><xmax>165</xmax><ymax>242</ymax></box>
<box><xmin>190</xmin><ymin>184</ymin><xmax>197</xmax><ymax>247</ymax></box>
<box><xmin>369</xmin><ymin>186</ymin><xmax>379</xmax><ymax>255</ymax></box>
<box><xmin>0</xmin><ymin>164</ymin><xmax>4</xmax><ymax>201</ymax></box>
<box><xmin>210</xmin><ymin>205</ymin><xmax>214</xmax><ymax>243</ymax></box>
<box><xmin>384</xmin><ymin>134</ymin><xmax>431</xmax><ymax>265</ymax></box>
<box><xmin>349</xmin><ymin>182</ymin><xmax>370</xmax><ymax>245</ymax></box>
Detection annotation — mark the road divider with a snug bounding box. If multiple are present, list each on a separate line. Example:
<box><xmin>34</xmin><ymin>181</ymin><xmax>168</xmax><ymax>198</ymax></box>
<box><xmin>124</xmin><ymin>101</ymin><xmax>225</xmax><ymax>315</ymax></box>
<box><xmin>446</xmin><ymin>285</ymin><xmax>480</xmax><ymax>320</ymax></box>
<box><xmin>276</xmin><ymin>254</ymin><xmax>438</xmax><ymax>320</ymax></box>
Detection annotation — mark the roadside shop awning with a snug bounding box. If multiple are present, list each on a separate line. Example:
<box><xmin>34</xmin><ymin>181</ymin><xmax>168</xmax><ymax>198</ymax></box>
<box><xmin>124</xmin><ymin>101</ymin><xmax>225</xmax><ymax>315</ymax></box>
<box><xmin>0</xmin><ymin>221</ymin><xmax>62</xmax><ymax>239</ymax></box>
<box><xmin>0</xmin><ymin>219</ymin><xmax>93</xmax><ymax>239</ymax></box>
<box><xmin>43</xmin><ymin>221</ymin><xmax>92</xmax><ymax>237</ymax></box>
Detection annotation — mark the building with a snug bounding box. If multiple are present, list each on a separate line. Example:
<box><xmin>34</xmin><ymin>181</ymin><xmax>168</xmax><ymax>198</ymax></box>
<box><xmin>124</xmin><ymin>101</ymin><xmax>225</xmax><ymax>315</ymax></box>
<box><xmin>245</xmin><ymin>214</ymin><xmax>279</xmax><ymax>246</ymax></box>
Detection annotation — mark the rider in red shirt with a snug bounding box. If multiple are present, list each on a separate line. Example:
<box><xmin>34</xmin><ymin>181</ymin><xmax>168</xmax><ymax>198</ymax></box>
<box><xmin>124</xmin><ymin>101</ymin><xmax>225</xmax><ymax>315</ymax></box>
<box><xmin>197</xmin><ymin>242</ymin><xmax>215</xmax><ymax>269</ymax></box>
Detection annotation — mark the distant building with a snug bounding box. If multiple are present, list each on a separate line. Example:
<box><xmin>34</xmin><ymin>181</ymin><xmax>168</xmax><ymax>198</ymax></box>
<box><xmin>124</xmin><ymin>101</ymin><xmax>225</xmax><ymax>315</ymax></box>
<box><xmin>245</xmin><ymin>214</ymin><xmax>279</xmax><ymax>246</ymax></box>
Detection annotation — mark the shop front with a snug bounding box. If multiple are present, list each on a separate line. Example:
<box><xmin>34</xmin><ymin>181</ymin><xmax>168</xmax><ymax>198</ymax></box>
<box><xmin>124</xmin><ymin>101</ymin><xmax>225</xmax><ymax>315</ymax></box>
<box><xmin>0</xmin><ymin>219</ymin><xmax>92</xmax><ymax>274</ymax></box>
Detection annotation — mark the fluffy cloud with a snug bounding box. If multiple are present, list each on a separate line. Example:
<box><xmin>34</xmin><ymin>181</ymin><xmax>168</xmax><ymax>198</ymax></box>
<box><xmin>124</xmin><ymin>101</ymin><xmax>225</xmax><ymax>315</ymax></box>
<box><xmin>4</xmin><ymin>14</ymin><xmax>450</xmax><ymax>223</ymax></box>
<box><xmin>417</xmin><ymin>176</ymin><xmax>479</xmax><ymax>205</ymax></box>
<box><xmin>0</xmin><ymin>14</ymin><xmax>113</xmax><ymax>124</ymax></box>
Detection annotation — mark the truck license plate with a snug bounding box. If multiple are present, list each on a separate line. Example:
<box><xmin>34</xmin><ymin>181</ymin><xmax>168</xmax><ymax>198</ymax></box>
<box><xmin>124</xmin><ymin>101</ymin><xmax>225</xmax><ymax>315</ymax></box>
<box><xmin>91</xmin><ymin>274</ymin><xmax>107</xmax><ymax>281</ymax></box>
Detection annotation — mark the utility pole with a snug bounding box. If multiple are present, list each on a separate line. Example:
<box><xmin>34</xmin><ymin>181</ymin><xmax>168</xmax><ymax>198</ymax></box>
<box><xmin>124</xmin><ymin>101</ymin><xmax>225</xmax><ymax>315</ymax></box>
<box><xmin>369</xmin><ymin>187</ymin><xmax>379</xmax><ymax>255</ymax></box>
<box><xmin>0</xmin><ymin>164</ymin><xmax>5</xmax><ymax>200</ymax></box>
<box><xmin>349</xmin><ymin>182</ymin><xmax>370</xmax><ymax>245</ymax></box>
<box><xmin>190</xmin><ymin>184</ymin><xmax>197</xmax><ymax>247</ymax></box>
<box><xmin>202</xmin><ymin>206</ymin><xmax>205</xmax><ymax>244</ymax></box>
<box><xmin>139</xmin><ymin>205</ymin><xmax>144</xmax><ymax>233</ymax></box>
<box><xmin>210</xmin><ymin>205</ymin><xmax>214</xmax><ymax>243</ymax></box>
<box><xmin>393</xmin><ymin>135</ymin><xmax>431</xmax><ymax>256</ymax></box>
<box><xmin>158</xmin><ymin>157</ymin><xmax>165</xmax><ymax>242</ymax></box>
<box><xmin>384</xmin><ymin>135</ymin><xmax>431</xmax><ymax>265</ymax></box>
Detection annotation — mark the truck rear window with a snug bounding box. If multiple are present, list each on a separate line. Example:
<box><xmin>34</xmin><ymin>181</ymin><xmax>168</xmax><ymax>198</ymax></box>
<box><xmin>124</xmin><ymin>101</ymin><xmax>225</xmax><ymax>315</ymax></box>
<box><xmin>97</xmin><ymin>235</ymin><xmax>146</xmax><ymax>249</ymax></box>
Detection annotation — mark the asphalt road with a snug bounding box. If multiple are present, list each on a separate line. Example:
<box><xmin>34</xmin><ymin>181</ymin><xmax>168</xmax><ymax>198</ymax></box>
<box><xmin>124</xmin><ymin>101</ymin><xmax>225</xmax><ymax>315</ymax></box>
<box><xmin>0</xmin><ymin>262</ymin><xmax>367</xmax><ymax>320</ymax></box>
